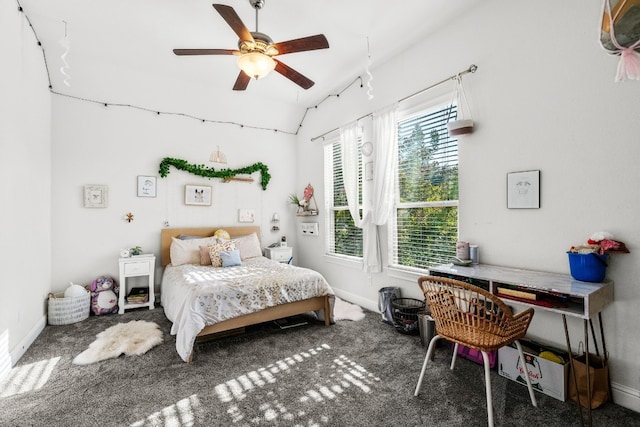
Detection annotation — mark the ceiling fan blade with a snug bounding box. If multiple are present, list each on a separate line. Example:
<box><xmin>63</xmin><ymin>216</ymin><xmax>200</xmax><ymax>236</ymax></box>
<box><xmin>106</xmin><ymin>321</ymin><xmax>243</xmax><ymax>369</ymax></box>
<box><xmin>274</xmin><ymin>60</ymin><xmax>314</xmax><ymax>90</ymax></box>
<box><xmin>233</xmin><ymin>71</ymin><xmax>251</xmax><ymax>91</ymax></box>
<box><xmin>272</xmin><ymin>34</ymin><xmax>329</xmax><ymax>56</ymax></box>
<box><xmin>173</xmin><ymin>49</ymin><xmax>240</xmax><ymax>56</ymax></box>
<box><xmin>212</xmin><ymin>4</ymin><xmax>254</xmax><ymax>43</ymax></box>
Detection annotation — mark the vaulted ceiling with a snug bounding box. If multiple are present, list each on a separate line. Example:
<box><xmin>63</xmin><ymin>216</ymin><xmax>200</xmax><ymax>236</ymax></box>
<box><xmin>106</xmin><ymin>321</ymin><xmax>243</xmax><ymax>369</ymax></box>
<box><xmin>20</xmin><ymin>0</ymin><xmax>481</xmax><ymax>130</ymax></box>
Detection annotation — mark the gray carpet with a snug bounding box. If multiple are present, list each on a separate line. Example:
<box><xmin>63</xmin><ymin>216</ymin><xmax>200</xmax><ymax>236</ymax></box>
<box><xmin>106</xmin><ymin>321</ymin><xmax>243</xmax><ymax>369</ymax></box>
<box><xmin>1</xmin><ymin>305</ymin><xmax>639</xmax><ymax>426</ymax></box>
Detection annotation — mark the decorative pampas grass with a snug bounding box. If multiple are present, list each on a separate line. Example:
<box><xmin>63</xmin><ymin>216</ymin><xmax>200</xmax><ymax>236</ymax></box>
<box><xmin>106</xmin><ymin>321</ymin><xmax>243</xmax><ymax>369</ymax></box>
<box><xmin>73</xmin><ymin>320</ymin><xmax>163</xmax><ymax>365</ymax></box>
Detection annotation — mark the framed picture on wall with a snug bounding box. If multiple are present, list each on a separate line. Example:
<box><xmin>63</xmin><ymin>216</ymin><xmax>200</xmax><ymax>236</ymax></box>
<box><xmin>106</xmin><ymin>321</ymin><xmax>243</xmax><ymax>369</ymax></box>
<box><xmin>184</xmin><ymin>184</ymin><xmax>212</xmax><ymax>206</ymax></box>
<box><xmin>507</xmin><ymin>170</ymin><xmax>540</xmax><ymax>209</ymax></box>
<box><xmin>137</xmin><ymin>175</ymin><xmax>157</xmax><ymax>198</ymax></box>
<box><xmin>238</xmin><ymin>208</ymin><xmax>255</xmax><ymax>223</ymax></box>
<box><xmin>84</xmin><ymin>185</ymin><xmax>108</xmax><ymax>208</ymax></box>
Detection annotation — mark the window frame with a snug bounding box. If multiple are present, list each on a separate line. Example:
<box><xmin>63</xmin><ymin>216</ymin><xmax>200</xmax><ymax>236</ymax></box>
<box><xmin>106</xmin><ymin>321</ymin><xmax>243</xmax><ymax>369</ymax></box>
<box><xmin>323</xmin><ymin>133</ymin><xmax>364</xmax><ymax>260</ymax></box>
<box><xmin>388</xmin><ymin>98</ymin><xmax>460</xmax><ymax>272</ymax></box>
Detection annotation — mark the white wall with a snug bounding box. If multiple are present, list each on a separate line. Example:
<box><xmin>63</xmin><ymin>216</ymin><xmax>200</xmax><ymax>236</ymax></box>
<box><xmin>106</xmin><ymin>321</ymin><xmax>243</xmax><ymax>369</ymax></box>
<box><xmin>0</xmin><ymin>3</ymin><xmax>52</xmax><ymax>372</ymax></box>
<box><xmin>295</xmin><ymin>0</ymin><xmax>640</xmax><ymax>411</ymax></box>
<box><xmin>50</xmin><ymin>93</ymin><xmax>301</xmax><ymax>292</ymax></box>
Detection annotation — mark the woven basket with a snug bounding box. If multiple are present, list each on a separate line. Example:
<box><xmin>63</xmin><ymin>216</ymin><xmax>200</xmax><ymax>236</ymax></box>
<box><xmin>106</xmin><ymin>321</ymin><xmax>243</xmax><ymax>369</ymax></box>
<box><xmin>47</xmin><ymin>291</ymin><xmax>91</xmax><ymax>325</ymax></box>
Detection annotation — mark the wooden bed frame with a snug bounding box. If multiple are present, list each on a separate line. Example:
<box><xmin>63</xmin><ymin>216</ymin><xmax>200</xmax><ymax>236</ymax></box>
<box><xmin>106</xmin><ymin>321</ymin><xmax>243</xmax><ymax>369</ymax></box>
<box><xmin>160</xmin><ymin>226</ymin><xmax>332</xmax><ymax>362</ymax></box>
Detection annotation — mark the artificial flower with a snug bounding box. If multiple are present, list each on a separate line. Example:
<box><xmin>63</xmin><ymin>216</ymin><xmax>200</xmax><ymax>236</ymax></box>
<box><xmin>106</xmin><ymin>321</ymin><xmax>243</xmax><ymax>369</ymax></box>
<box><xmin>569</xmin><ymin>231</ymin><xmax>629</xmax><ymax>255</ymax></box>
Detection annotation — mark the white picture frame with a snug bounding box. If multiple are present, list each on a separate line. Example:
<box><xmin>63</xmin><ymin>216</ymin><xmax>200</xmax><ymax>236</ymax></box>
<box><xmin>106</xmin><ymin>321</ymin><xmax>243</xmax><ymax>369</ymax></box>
<box><xmin>238</xmin><ymin>208</ymin><xmax>255</xmax><ymax>223</ymax></box>
<box><xmin>137</xmin><ymin>175</ymin><xmax>157</xmax><ymax>198</ymax></box>
<box><xmin>507</xmin><ymin>170</ymin><xmax>540</xmax><ymax>209</ymax></box>
<box><xmin>184</xmin><ymin>184</ymin><xmax>212</xmax><ymax>206</ymax></box>
<box><xmin>84</xmin><ymin>185</ymin><xmax>108</xmax><ymax>208</ymax></box>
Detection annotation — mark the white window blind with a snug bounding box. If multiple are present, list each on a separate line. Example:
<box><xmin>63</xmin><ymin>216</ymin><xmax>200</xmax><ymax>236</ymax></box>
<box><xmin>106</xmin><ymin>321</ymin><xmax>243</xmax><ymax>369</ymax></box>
<box><xmin>324</xmin><ymin>136</ymin><xmax>363</xmax><ymax>258</ymax></box>
<box><xmin>391</xmin><ymin>104</ymin><xmax>459</xmax><ymax>270</ymax></box>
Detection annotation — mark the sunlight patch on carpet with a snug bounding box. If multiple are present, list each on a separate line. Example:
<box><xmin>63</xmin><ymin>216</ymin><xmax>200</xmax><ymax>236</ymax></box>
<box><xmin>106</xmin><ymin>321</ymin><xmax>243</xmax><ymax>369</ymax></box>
<box><xmin>131</xmin><ymin>394</ymin><xmax>201</xmax><ymax>427</ymax></box>
<box><xmin>213</xmin><ymin>343</ymin><xmax>380</xmax><ymax>425</ymax></box>
<box><xmin>0</xmin><ymin>356</ymin><xmax>60</xmax><ymax>397</ymax></box>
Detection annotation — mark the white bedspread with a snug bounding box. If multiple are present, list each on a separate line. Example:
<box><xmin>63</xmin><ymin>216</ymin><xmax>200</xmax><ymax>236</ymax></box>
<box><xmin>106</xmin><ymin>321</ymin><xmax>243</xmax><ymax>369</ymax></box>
<box><xmin>161</xmin><ymin>256</ymin><xmax>334</xmax><ymax>361</ymax></box>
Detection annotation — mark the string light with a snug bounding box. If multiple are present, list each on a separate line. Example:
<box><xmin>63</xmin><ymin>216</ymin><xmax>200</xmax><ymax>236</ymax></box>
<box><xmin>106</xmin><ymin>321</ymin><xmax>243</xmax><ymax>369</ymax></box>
<box><xmin>16</xmin><ymin>0</ymin><xmax>367</xmax><ymax>136</ymax></box>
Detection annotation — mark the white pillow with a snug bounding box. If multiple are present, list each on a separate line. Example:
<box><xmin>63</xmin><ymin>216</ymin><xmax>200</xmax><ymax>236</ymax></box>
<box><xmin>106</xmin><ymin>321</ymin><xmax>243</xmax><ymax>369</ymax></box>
<box><xmin>170</xmin><ymin>236</ymin><xmax>218</xmax><ymax>266</ymax></box>
<box><xmin>232</xmin><ymin>232</ymin><xmax>262</xmax><ymax>260</ymax></box>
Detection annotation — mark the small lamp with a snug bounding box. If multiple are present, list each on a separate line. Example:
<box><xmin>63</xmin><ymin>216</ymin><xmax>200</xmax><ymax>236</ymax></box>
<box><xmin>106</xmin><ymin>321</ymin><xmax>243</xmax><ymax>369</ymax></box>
<box><xmin>209</xmin><ymin>146</ymin><xmax>227</xmax><ymax>164</ymax></box>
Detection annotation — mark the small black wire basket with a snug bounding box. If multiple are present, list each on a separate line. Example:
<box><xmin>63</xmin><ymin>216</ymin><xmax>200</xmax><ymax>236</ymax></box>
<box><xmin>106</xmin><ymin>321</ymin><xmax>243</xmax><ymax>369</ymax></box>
<box><xmin>391</xmin><ymin>298</ymin><xmax>426</xmax><ymax>335</ymax></box>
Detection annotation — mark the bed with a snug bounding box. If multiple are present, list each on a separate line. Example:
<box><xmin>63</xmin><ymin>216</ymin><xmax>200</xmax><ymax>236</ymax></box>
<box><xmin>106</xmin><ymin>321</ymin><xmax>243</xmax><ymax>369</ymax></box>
<box><xmin>160</xmin><ymin>226</ymin><xmax>334</xmax><ymax>362</ymax></box>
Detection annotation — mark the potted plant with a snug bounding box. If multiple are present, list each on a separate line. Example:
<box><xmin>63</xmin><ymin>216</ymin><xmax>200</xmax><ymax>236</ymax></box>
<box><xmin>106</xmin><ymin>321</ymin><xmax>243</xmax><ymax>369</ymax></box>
<box><xmin>567</xmin><ymin>232</ymin><xmax>629</xmax><ymax>282</ymax></box>
<box><xmin>447</xmin><ymin>76</ymin><xmax>474</xmax><ymax>137</ymax></box>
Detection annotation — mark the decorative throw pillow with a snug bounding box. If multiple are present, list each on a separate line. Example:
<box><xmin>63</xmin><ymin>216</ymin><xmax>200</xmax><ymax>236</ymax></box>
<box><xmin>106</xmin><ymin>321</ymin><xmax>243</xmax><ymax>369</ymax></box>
<box><xmin>214</xmin><ymin>229</ymin><xmax>231</xmax><ymax>241</ymax></box>
<box><xmin>170</xmin><ymin>236</ymin><xmax>218</xmax><ymax>266</ymax></box>
<box><xmin>199</xmin><ymin>245</ymin><xmax>213</xmax><ymax>266</ymax></box>
<box><xmin>220</xmin><ymin>249</ymin><xmax>242</xmax><ymax>267</ymax></box>
<box><xmin>231</xmin><ymin>232</ymin><xmax>262</xmax><ymax>260</ymax></box>
<box><xmin>208</xmin><ymin>240</ymin><xmax>236</xmax><ymax>268</ymax></box>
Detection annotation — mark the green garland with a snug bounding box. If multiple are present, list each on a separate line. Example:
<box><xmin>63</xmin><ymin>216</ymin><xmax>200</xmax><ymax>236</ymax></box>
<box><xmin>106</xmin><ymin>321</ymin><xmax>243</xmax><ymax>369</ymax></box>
<box><xmin>159</xmin><ymin>157</ymin><xmax>271</xmax><ymax>190</ymax></box>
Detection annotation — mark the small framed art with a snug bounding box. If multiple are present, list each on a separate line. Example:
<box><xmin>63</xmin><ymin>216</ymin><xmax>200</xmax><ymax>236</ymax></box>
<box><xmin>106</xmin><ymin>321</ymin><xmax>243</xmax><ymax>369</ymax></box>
<box><xmin>184</xmin><ymin>184</ymin><xmax>212</xmax><ymax>206</ymax></box>
<box><xmin>238</xmin><ymin>208</ymin><xmax>255</xmax><ymax>223</ymax></box>
<box><xmin>507</xmin><ymin>170</ymin><xmax>540</xmax><ymax>209</ymax></box>
<box><xmin>137</xmin><ymin>176</ymin><xmax>157</xmax><ymax>198</ymax></box>
<box><xmin>84</xmin><ymin>185</ymin><xmax>108</xmax><ymax>208</ymax></box>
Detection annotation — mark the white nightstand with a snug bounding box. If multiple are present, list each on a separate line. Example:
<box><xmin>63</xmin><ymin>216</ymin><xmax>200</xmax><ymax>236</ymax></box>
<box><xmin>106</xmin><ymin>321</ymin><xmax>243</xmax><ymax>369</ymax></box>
<box><xmin>264</xmin><ymin>246</ymin><xmax>293</xmax><ymax>263</ymax></box>
<box><xmin>118</xmin><ymin>255</ymin><xmax>156</xmax><ymax>314</ymax></box>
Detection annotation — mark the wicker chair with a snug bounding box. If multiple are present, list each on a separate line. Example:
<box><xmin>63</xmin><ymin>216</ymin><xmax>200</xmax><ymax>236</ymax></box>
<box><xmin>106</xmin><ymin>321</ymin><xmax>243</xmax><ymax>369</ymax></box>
<box><xmin>414</xmin><ymin>276</ymin><xmax>538</xmax><ymax>427</ymax></box>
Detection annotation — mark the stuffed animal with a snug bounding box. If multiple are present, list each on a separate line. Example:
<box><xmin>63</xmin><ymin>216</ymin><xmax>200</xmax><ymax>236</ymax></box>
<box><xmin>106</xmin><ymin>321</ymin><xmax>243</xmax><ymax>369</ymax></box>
<box><xmin>90</xmin><ymin>276</ymin><xmax>119</xmax><ymax>315</ymax></box>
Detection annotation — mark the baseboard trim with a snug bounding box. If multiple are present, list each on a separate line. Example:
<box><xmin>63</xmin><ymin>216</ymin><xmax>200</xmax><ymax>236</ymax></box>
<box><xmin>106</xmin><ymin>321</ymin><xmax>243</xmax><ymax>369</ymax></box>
<box><xmin>10</xmin><ymin>315</ymin><xmax>46</xmax><ymax>365</ymax></box>
<box><xmin>612</xmin><ymin>381</ymin><xmax>640</xmax><ymax>412</ymax></box>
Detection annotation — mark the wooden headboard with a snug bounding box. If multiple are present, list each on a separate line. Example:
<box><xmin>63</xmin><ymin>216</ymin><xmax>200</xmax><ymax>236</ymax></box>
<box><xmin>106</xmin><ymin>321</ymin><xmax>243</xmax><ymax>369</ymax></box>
<box><xmin>161</xmin><ymin>226</ymin><xmax>261</xmax><ymax>267</ymax></box>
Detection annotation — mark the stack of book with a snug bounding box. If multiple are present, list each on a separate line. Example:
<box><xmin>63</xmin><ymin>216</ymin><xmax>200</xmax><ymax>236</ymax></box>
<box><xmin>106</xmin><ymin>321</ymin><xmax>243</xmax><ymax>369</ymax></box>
<box><xmin>496</xmin><ymin>284</ymin><xmax>569</xmax><ymax>308</ymax></box>
<box><xmin>126</xmin><ymin>287</ymin><xmax>149</xmax><ymax>304</ymax></box>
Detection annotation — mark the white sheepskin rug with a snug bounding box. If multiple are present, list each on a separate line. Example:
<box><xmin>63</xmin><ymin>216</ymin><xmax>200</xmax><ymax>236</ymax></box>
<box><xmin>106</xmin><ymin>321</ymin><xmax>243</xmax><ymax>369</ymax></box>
<box><xmin>333</xmin><ymin>297</ymin><xmax>366</xmax><ymax>321</ymax></box>
<box><xmin>73</xmin><ymin>320</ymin><xmax>163</xmax><ymax>365</ymax></box>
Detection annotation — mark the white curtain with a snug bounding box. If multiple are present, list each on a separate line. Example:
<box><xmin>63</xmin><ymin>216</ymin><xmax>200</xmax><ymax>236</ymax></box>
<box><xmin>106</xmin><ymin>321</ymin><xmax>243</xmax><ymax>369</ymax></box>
<box><xmin>340</xmin><ymin>104</ymin><xmax>398</xmax><ymax>273</ymax></box>
<box><xmin>340</xmin><ymin>121</ymin><xmax>367</xmax><ymax>228</ymax></box>
<box><xmin>362</xmin><ymin>103</ymin><xmax>398</xmax><ymax>272</ymax></box>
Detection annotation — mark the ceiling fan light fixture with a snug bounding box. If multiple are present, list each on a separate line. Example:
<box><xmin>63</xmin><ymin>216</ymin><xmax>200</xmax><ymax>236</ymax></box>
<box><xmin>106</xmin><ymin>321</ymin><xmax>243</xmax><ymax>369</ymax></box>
<box><xmin>237</xmin><ymin>51</ymin><xmax>276</xmax><ymax>79</ymax></box>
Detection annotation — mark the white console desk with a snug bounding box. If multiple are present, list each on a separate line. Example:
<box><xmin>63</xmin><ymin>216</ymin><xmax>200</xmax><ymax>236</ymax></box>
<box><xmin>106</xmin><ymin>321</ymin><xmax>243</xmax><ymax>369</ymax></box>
<box><xmin>430</xmin><ymin>263</ymin><xmax>613</xmax><ymax>427</ymax></box>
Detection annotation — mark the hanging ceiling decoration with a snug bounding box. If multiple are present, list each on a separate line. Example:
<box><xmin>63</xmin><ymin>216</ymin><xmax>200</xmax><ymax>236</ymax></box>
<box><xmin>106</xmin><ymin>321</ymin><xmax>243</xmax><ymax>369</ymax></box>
<box><xmin>173</xmin><ymin>0</ymin><xmax>330</xmax><ymax>91</ymax></box>
<box><xmin>601</xmin><ymin>0</ymin><xmax>640</xmax><ymax>81</ymax></box>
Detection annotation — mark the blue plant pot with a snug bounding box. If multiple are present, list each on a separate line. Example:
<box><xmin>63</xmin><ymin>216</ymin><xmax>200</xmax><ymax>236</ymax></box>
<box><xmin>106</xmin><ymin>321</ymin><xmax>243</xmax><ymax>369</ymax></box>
<box><xmin>567</xmin><ymin>252</ymin><xmax>608</xmax><ymax>282</ymax></box>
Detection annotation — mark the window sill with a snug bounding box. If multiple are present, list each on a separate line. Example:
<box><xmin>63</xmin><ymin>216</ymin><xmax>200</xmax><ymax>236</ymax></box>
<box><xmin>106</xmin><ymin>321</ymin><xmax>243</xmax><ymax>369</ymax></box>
<box><xmin>386</xmin><ymin>265</ymin><xmax>429</xmax><ymax>282</ymax></box>
<box><xmin>323</xmin><ymin>254</ymin><xmax>363</xmax><ymax>269</ymax></box>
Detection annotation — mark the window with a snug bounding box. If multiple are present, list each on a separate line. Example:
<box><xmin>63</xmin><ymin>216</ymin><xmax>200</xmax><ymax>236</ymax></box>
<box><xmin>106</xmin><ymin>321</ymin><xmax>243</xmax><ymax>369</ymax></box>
<box><xmin>324</xmin><ymin>135</ymin><xmax>363</xmax><ymax>258</ymax></box>
<box><xmin>390</xmin><ymin>103</ymin><xmax>459</xmax><ymax>270</ymax></box>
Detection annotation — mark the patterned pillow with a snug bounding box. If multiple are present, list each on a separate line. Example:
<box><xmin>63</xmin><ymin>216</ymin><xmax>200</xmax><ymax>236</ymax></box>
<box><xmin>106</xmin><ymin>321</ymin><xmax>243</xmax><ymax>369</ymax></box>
<box><xmin>208</xmin><ymin>240</ymin><xmax>236</xmax><ymax>268</ymax></box>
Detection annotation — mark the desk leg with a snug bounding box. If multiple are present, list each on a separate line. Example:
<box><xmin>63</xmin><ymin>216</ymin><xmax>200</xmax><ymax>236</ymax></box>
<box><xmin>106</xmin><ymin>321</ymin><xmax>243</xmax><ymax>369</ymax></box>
<box><xmin>598</xmin><ymin>312</ymin><xmax>612</xmax><ymax>402</ymax></box>
<box><xmin>563</xmin><ymin>314</ymin><xmax>584</xmax><ymax>427</ymax></box>
<box><xmin>584</xmin><ymin>319</ymin><xmax>593</xmax><ymax>427</ymax></box>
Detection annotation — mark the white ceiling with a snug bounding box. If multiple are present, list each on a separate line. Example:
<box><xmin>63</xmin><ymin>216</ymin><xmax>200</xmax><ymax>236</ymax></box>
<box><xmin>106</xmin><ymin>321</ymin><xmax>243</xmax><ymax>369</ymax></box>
<box><xmin>20</xmin><ymin>0</ymin><xmax>480</xmax><ymax>117</ymax></box>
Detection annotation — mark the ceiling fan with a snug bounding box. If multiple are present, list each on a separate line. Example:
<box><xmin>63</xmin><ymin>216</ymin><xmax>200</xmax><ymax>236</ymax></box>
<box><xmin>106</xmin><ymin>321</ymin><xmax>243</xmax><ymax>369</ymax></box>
<box><xmin>173</xmin><ymin>0</ymin><xmax>329</xmax><ymax>91</ymax></box>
